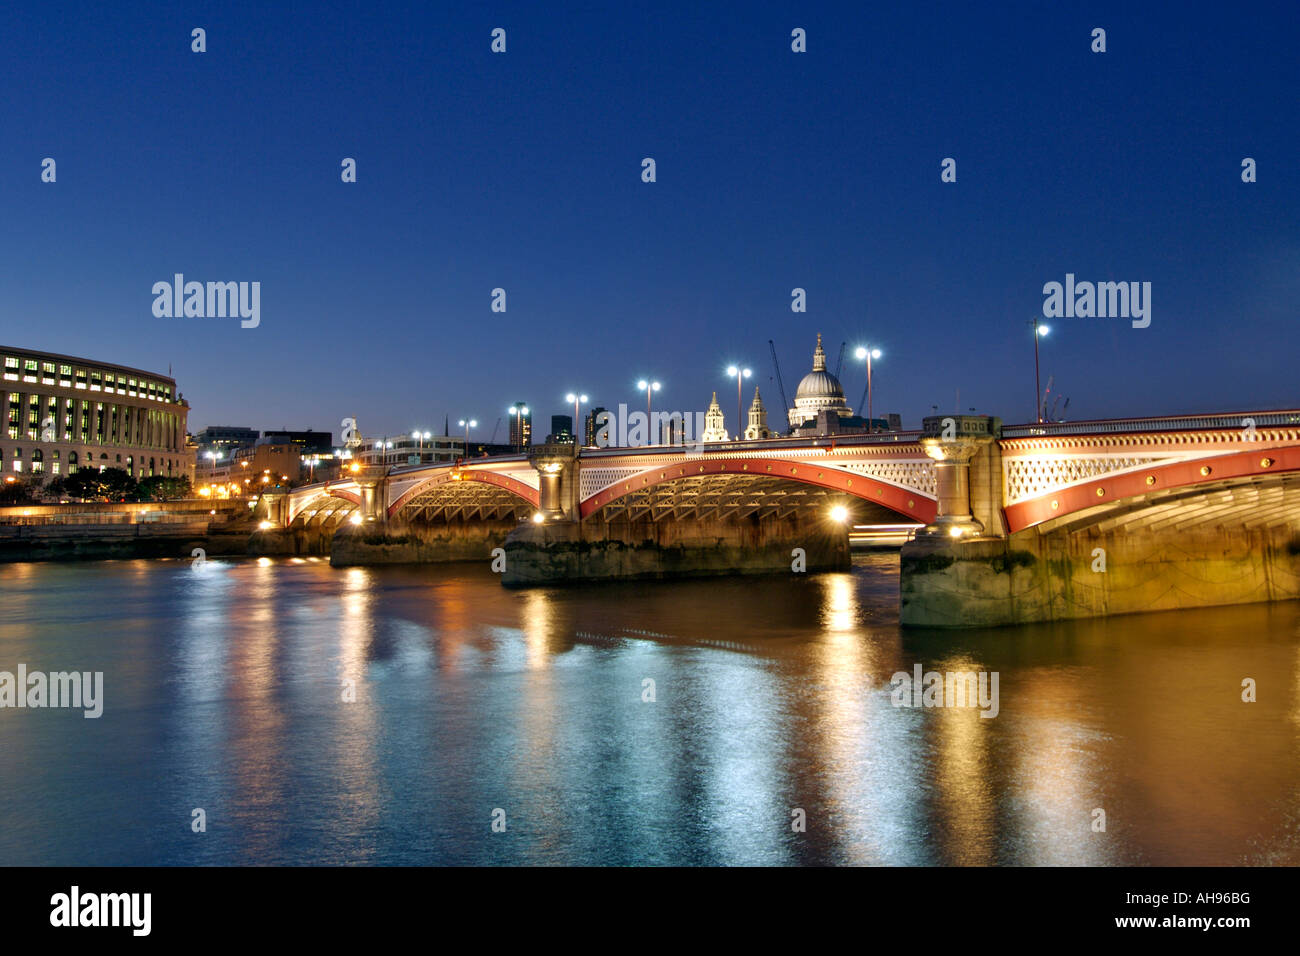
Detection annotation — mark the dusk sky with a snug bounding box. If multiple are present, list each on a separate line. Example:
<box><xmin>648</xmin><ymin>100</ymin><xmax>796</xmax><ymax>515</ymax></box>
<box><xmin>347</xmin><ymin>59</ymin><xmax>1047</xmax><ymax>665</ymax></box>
<box><xmin>2</xmin><ymin>1</ymin><xmax>1295</xmax><ymax>441</ymax></box>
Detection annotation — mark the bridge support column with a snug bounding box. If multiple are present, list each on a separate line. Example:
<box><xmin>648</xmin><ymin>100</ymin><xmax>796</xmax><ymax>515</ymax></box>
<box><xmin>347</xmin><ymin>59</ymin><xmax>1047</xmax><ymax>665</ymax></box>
<box><xmin>257</xmin><ymin>490</ymin><xmax>289</xmax><ymax>528</ymax></box>
<box><xmin>354</xmin><ymin>467</ymin><xmax>389</xmax><ymax>524</ymax></box>
<box><xmin>917</xmin><ymin>415</ymin><xmax>1001</xmax><ymax>539</ymax></box>
<box><xmin>530</xmin><ymin>443</ymin><xmax>580</xmax><ymax>522</ymax></box>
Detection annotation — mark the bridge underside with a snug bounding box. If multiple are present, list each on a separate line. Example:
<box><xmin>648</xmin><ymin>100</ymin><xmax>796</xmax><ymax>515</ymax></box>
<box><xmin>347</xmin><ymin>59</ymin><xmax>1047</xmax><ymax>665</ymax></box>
<box><xmin>330</xmin><ymin>482</ymin><xmax>528</xmax><ymax>567</ymax></box>
<box><xmin>502</xmin><ymin>474</ymin><xmax>899</xmax><ymax>587</ymax></box>
<box><xmin>1035</xmin><ymin>472</ymin><xmax>1300</xmax><ymax>536</ymax></box>
<box><xmin>291</xmin><ymin>495</ymin><xmax>360</xmax><ymax>529</ymax></box>
<box><xmin>395</xmin><ymin>482</ymin><xmax>533</xmax><ymax>523</ymax></box>
<box><xmin>585</xmin><ymin>473</ymin><xmax>913</xmax><ymax>524</ymax></box>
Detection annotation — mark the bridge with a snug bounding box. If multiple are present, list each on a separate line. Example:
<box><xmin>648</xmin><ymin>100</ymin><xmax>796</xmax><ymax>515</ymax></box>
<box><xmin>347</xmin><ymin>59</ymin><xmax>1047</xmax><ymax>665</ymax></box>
<box><xmin>257</xmin><ymin>409</ymin><xmax>1300</xmax><ymax>627</ymax></box>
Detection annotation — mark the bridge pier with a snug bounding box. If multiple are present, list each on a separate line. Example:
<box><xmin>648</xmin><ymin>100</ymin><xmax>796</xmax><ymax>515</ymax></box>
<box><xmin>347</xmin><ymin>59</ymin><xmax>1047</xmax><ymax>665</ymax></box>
<box><xmin>900</xmin><ymin>415</ymin><xmax>1300</xmax><ymax>627</ymax></box>
<box><xmin>500</xmin><ymin>510</ymin><xmax>849</xmax><ymax>587</ymax></box>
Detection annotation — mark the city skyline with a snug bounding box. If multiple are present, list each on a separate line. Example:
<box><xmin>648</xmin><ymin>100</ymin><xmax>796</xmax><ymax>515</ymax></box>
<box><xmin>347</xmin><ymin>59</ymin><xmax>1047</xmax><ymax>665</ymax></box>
<box><xmin>2</xmin><ymin>3</ymin><xmax>1294</xmax><ymax>437</ymax></box>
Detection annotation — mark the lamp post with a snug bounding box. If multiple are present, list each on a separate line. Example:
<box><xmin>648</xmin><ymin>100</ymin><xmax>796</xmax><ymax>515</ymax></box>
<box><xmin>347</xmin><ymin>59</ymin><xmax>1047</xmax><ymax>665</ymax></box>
<box><xmin>458</xmin><ymin>418</ymin><xmax>477</xmax><ymax>452</ymax></box>
<box><xmin>726</xmin><ymin>366</ymin><xmax>751</xmax><ymax>440</ymax></box>
<box><xmin>507</xmin><ymin>405</ymin><xmax>530</xmax><ymax>449</ymax></box>
<box><xmin>566</xmin><ymin>393</ymin><xmax>588</xmax><ymax>446</ymax></box>
<box><xmin>1030</xmin><ymin>319</ymin><xmax>1050</xmax><ymax>423</ymax></box>
<box><xmin>636</xmin><ymin>380</ymin><xmax>660</xmax><ymax>435</ymax></box>
<box><xmin>854</xmin><ymin>346</ymin><xmax>882</xmax><ymax>433</ymax></box>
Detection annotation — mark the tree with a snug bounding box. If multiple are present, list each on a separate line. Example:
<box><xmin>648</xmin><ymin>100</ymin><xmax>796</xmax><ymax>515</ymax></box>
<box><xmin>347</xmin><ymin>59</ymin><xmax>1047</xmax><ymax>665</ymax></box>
<box><xmin>137</xmin><ymin>475</ymin><xmax>192</xmax><ymax>501</ymax></box>
<box><xmin>0</xmin><ymin>476</ymin><xmax>37</xmax><ymax>505</ymax></box>
<box><xmin>61</xmin><ymin>467</ymin><xmax>138</xmax><ymax>502</ymax></box>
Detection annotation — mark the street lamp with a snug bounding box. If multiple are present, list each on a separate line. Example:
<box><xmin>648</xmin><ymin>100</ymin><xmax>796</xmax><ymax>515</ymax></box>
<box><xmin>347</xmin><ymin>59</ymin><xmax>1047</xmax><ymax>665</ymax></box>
<box><xmin>458</xmin><ymin>418</ymin><xmax>477</xmax><ymax>450</ymax></box>
<box><xmin>1030</xmin><ymin>319</ymin><xmax>1050</xmax><ymax>423</ymax></box>
<box><xmin>636</xmin><ymin>380</ymin><xmax>660</xmax><ymax>433</ymax></box>
<box><xmin>854</xmin><ymin>346</ymin><xmax>882</xmax><ymax>433</ymax></box>
<box><xmin>566</xmin><ymin>393</ymin><xmax>588</xmax><ymax>446</ymax></box>
<box><xmin>726</xmin><ymin>366</ymin><xmax>751</xmax><ymax>440</ymax></box>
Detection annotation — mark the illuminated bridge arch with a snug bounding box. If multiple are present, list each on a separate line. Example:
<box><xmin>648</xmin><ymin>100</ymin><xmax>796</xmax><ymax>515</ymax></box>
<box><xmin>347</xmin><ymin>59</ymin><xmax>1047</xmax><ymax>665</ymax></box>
<box><xmin>579</xmin><ymin>457</ymin><xmax>938</xmax><ymax>524</ymax></box>
<box><xmin>387</xmin><ymin>469</ymin><xmax>539</xmax><ymax>521</ymax></box>
<box><xmin>1004</xmin><ymin>444</ymin><xmax>1300</xmax><ymax>532</ymax></box>
<box><xmin>288</xmin><ymin>486</ymin><xmax>361</xmax><ymax>525</ymax></box>
<box><xmin>289</xmin><ymin>491</ymin><xmax>361</xmax><ymax>530</ymax></box>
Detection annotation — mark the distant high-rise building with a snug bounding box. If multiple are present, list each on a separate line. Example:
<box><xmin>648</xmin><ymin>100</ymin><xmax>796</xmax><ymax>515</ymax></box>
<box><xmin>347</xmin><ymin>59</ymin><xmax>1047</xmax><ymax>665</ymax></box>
<box><xmin>585</xmin><ymin>407</ymin><xmax>608</xmax><ymax>447</ymax></box>
<box><xmin>509</xmin><ymin>402</ymin><xmax>532</xmax><ymax>447</ymax></box>
<box><xmin>195</xmin><ymin>426</ymin><xmax>258</xmax><ymax>455</ymax></box>
<box><xmin>886</xmin><ymin>413</ymin><xmax>902</xmax><ymax>432</ymax></box>
<box><xmin>260</xmin><ymin>429</ymin><xmax>332</xmax><ymax>454</ymax></box>
<box><xmin>547</xmin><ymin>414</ymin><xmax>574</xmax><ymax>444</ymax></box>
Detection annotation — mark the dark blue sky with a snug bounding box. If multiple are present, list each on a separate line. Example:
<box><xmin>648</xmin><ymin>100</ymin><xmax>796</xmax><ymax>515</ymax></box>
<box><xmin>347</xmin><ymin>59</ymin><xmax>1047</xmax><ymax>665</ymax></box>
<box><xmin>2</xmin><ymin>1</ymin><xmax>1295</xmax><ymax>441</ymax></box>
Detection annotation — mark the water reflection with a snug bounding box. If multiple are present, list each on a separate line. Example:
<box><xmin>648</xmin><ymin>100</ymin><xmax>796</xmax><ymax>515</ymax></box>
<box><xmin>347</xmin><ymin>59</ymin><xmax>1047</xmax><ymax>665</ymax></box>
<box><xmin>0</xmin><ymin>555</ymin><xmax>1297</xmax><ymax>865</ymax></box>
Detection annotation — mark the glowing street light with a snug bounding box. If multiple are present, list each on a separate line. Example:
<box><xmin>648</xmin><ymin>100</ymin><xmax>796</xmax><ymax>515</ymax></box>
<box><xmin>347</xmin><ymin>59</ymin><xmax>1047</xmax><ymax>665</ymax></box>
<box><xmin>458</xmin><ymin>418</ymin><xmax>477</xmax><ymax>448</ymax></box>
<box><xmin>726</xmin><ymin>366</ymin><xmax>751</xmax><ymax>440</ymax></box>
<box><xmin>1030</xmin><ymin>318</ymin><xmax>1050</xmax><ymax>423</ymax></box>
<box><xmin>566</xmin><ymin>393</ymin><xmax>588</xmax><ymax>446</ymax></box>
<box><xmin>636</xmin><ymin>380</ymin><xmax>660</xmax><ymax>430</ymax></box>
<box><xmin>854</xmin><ymin>346</ymin><xmax>883</xmax><ymax>433</ymax></box>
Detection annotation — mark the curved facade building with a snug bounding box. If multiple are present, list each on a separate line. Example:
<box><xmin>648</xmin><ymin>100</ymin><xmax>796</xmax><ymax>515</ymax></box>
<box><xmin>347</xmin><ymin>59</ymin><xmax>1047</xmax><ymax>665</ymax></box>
<box><xmin>2</xmin><ymin>346</ymin><xmax>190</xmax><ymax>480</ymax></box>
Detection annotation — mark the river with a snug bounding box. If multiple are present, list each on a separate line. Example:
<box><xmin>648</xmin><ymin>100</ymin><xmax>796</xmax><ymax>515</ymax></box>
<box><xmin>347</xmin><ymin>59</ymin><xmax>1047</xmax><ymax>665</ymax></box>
<box><xmin>2</xmin><ymin>554</ymin><xmax>1298</xmax><ymax>865</ymax></box>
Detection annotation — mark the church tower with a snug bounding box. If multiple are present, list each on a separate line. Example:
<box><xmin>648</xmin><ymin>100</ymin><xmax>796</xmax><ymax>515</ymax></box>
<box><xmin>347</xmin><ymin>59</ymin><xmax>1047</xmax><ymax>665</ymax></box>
<box><xmin>701</xmin><ymin>391</ymin><xmax>728</xmax><ymax>442</ymax></box>
<box><xmin>744</xmin><ymin>387</ymin><xmax>771</xmax><ymax>440</ymax></box>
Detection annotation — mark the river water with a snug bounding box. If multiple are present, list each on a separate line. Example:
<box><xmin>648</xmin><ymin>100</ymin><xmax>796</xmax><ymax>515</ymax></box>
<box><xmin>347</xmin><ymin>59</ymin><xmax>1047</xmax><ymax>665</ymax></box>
<box><xmin>1</xmin><ymin>554</ymin><xmax>1298</xmax><ymax>866</ymax></box>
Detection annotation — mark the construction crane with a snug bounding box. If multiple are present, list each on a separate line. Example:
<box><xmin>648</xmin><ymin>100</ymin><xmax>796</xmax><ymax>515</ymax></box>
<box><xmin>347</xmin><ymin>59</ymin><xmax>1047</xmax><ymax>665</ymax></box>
<box><xmin>489</xmin><ymin>417</ymin><xmax>503</xmax><ymax>444</ymax></box>
<box><xmin>768</xmin><ymin>340</ymin><xmax>790</xmax><ymax>428</ymax></box>
<box><xmin>834</xmin><ymin>341</ymin><xmax>846</xmax><ymax>380</ymax></box>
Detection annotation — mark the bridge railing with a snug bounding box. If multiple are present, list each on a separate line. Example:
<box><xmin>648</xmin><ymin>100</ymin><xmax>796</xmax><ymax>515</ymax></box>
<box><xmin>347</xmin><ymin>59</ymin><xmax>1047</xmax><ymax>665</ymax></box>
<box><xmin>577</xmin><ymin>431</ymin><xmax>925</xmax><ymax>458</ymax></box>
<box><xmin>1001</xmin><ymin>410</ymin><xmax>1300</xmax><ymax>438</ymax></box>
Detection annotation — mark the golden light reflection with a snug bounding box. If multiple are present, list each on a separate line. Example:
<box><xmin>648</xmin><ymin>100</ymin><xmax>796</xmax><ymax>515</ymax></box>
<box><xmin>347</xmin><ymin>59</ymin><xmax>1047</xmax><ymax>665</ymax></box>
<box><xmin>805</xmin><ymin>573</ymin><xmax>916</xmax><ymax>865</ymax></box>
<box><xmin>996</xmin><ymin>658</ymin><xmax>1111</xmax><ymax>866</ymax></box>
<box><xmin>928</xmin><ymin>654</ymin><xmax>996</xmax><ymax>865</ymax></box>
<box><xmin>819</xmin><ymin>573</ymin><xmax>858</xmax><ymax>633</ymax></box>
<box><xmin>225</xmin><ymin>558</ymin><xmax>289</xmax><ymax>861</ymax></box>
<box><xmin>521</xmin><ymin>590</ymin><xmax>557</xmax><ymax>670</ymax></box>
<box><xmin>332</xmin><ymin>564</ymin><xmax>382</xmax><ymax>858</ymax></box>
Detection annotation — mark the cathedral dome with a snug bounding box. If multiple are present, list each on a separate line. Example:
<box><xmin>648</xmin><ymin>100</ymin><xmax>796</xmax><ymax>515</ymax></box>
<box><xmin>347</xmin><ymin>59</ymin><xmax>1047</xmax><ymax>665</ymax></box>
<box><xmin>789</xmin><ymin>333</ymin><xmax>853</xmax><ymax>429</ymax></box>
<box><xmin>795</xmin><ymin>369</ymin><xmax>845</xmax><ymax>401</ymax></box>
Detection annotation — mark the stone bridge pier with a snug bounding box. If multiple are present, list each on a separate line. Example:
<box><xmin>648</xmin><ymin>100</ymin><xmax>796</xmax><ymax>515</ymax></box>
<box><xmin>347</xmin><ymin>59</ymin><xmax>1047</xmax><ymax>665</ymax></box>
<box><xmin>900</xmin><ymin>415</ymin><xmax>1300</xmax><ymax>628</ymax></box>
